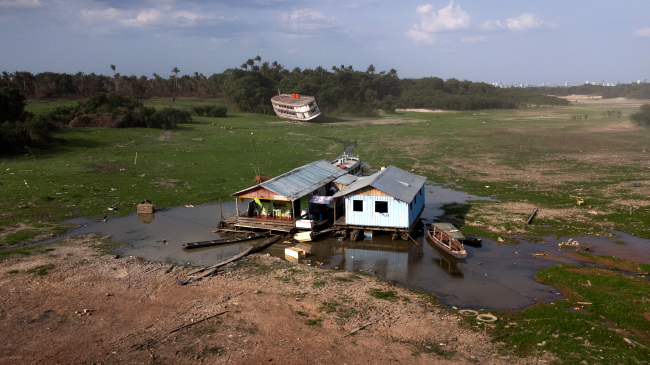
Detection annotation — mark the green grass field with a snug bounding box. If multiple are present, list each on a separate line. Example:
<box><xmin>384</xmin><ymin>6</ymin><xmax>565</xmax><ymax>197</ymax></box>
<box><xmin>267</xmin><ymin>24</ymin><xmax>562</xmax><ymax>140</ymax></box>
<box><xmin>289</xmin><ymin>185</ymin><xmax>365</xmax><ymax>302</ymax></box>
<box><xmin>2</xmin><ymin>96</ymin><xmax>650</xmax><ymax>242</ymax></box>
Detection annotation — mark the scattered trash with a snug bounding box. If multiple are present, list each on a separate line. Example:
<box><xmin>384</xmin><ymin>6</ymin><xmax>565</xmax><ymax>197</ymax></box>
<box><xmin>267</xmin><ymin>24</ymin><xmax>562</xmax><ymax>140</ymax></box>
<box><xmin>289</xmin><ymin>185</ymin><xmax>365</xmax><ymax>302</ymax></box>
<box><xmin>476</xmin><ymin>313</ymin><xmax>498</xmax><ymax>323</ymax></box>
<box><xmin>184</xmin><ymin>205</ymin><xmax>194</xmax><ymax>208</ymax></box>
<box><xmin>458</xmin><ymin>309</ymin><xmax>478</xmax><ymax>316</ymax></box>
<box><xmin>497</xmin><ymin>237</ymin><xmax>505</xmax><ymax>243</ymax></box>
<box><xmin>107</xmin><ymin>206</ymin><xmax>117</xmax><ymax>211</ymax></box>
<box><xmin>558</xmin><ymin>238</ymin><xmax>579</xmax><ymax>247</ymax></box>
<box><xmin>137</xmin><ymin>200</ymin><xmax>154</xmax><ymax>213</ymax></box>
<box><xmin>192</xmin><ymin>138</ymin><xmax>204</xmax><ymax>141</ymax></box>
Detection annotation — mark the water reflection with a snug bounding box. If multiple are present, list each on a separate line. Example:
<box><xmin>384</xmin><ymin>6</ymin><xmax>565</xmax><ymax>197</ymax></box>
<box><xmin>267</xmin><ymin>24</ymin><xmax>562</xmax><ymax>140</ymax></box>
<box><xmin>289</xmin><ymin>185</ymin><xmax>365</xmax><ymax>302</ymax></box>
<box><xmin>34</xmin><ymin>182</ymin><xmax>650</xmax><ymax>310</ymax></box>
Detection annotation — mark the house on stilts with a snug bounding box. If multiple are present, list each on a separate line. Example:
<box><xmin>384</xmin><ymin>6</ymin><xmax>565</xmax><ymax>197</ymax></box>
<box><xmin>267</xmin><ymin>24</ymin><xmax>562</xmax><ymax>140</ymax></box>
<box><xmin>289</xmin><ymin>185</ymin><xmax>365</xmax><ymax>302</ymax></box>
<box><xmin>332</xmin><ymin>165</ymin><xmax>426</xmax><ymax>240</ymax></box>
<box><xmin>222</xmin><ymin>160</ymin><xmax>349</xmax><ymax>233</ymax></box>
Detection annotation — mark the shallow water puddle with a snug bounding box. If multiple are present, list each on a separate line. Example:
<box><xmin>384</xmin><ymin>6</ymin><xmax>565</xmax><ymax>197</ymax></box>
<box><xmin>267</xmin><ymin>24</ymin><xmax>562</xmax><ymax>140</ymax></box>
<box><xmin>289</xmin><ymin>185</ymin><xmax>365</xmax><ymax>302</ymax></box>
<box><xmin>36</xmin><ymin>183</ymin><xmax>650</xmax><ymax>310</ymax></box>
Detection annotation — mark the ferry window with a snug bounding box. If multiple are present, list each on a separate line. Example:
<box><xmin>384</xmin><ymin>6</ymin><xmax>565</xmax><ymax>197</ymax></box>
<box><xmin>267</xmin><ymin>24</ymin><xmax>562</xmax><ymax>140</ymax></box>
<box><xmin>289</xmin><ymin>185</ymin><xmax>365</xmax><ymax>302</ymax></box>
<box><xmin>409</xmin><ymin>202</ymin><xmax>412</xmax><ymax>210</ymax></box>
<box><xmin>414</xmin><ymin>195</ymin><xmax>417</xmax><ymax>204</ymax></box>
<box><xmin>375</xmin><ymin>201</ymin><xmax>388</xmax><ymax>213</ymax></box>
<box><xmin>353</xmin><ymin>200</ymin><xmax>363</xmax><ymax>212</ymax></box>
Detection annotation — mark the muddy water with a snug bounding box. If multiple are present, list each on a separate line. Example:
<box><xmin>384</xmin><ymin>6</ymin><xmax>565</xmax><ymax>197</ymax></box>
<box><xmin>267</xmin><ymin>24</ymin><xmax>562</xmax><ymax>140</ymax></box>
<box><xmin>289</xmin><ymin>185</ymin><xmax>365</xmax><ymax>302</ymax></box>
<box><xmin>36</xmin><ymin>185</ymin><xmax>650</xmax><ymax>310</ymax></box>
<box><xmin>40</xmin><ymin>202</ymin><xmax>251</xmax><ymax>266</ymax></box>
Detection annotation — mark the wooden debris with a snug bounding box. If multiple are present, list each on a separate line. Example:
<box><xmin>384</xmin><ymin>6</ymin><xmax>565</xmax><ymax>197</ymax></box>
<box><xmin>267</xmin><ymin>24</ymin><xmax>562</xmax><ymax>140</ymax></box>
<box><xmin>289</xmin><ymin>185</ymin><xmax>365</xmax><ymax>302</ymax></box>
<box><xmin>527</xmin><ymin>209</ymin><xmax>538</xmax><ymax>224</ymax></box>
<box><xmin>344</xmin><ymin>321</ymin><xmax>374</xmax><ymax>337</ymax></box>
<box><xmin>169</xmin><ymin>311</ymin><xmax>228</xmax><ymax>334</ymax></box>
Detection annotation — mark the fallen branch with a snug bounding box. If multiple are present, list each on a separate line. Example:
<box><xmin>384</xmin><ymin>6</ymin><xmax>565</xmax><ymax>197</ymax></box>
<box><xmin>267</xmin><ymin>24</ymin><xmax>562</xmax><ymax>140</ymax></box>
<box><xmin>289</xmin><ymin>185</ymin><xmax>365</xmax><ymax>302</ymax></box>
<box><xmin>344</xmin><ymin>321</ymin><xmax>375</xmax><ymax>337</ymax></box>
<box><xmin>169</xmin><ymin>311</ymin><xmax>228</xmax><ymax>334</ymax></box>
<box><xmin>527</xmin><ymin>209</ymin><xmax>539</xmax><ymax>224</ymax></box>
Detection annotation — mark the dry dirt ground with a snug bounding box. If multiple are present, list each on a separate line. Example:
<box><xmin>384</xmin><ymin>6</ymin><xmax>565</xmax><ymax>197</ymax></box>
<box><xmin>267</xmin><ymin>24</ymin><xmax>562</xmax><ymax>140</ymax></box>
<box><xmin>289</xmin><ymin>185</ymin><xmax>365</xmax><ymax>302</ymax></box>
<box><xmin>0</xmin><ymin>236</ymin><xmax>549</xmax><ymax>365</ymax></box>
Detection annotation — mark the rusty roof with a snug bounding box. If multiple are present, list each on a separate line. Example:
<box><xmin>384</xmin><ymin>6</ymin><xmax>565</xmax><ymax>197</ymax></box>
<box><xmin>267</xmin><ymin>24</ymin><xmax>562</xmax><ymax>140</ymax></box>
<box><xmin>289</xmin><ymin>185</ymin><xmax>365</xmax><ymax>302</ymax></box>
<box><xmin>231</xmin><ymin>160</ymin><xmax>348</xmax><ymax>201</ymax></box>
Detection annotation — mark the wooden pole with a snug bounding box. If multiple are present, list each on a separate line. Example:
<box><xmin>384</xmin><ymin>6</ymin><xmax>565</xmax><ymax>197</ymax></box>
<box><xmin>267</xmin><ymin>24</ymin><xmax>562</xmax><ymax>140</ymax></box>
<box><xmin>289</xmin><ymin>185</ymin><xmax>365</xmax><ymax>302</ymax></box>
<box><xmin>236</xmin><ymin>198</ymin><xmax>240</xmax><ymax>217</ymax></box>
<box><xmin>527</xmin><ymin>209</ymin><xmax>538</xmax><ymax>224</ymax></box>
<box><xmin>306</xmin><ymin>198</ymin><xmax>314</xmax><ymax>234</ymax></box>
<box><xmin>219</xmin><ymin>197</ymin><xmax>224</xmax><ymax>222</ymax></box>
<box><xmin>134</xmin><ymin>152</ymin><xmax>138</xmax><ymax>165</ymax></box>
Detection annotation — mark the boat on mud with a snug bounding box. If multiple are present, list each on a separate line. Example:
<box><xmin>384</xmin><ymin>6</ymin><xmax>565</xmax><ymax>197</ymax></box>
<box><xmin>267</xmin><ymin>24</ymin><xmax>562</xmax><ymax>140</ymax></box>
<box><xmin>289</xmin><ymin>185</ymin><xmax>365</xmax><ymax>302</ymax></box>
<box><xmin>430</xmin><ymin>222</ymin><xmax>482</xmax><ymax>247</ymax></box>
<box><xmin>331</xmin><ymin>152</ymin><xmax>362</xmax><ymax>176</ymax></box>
<box><xmin>271</xmin><ymin>93</ymin><xmax>321</xmax><ymax>121</ymax></box>
<box><xmin>182</xmin><ymin>231</ymin><xmax>270</xmax><ymax>249</ymax></box>
<box><xmin>427</xmin><ymin>224</ymin><xmax>467</xmax><ymax>259</ymax></box>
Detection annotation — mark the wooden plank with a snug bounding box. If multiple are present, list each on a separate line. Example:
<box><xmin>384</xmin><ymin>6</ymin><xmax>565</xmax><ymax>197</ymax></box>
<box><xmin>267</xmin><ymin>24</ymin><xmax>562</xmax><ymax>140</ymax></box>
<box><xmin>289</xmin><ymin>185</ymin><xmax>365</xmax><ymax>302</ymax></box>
<box><xmin>354</xmin><ymin>186</ymin><xmax>392</xmax><ymax>197</ymax></box>
<box><xmin>183</xmin><ymin>231</ymin><xmax>270</xmax><ymax>249</ymax></box>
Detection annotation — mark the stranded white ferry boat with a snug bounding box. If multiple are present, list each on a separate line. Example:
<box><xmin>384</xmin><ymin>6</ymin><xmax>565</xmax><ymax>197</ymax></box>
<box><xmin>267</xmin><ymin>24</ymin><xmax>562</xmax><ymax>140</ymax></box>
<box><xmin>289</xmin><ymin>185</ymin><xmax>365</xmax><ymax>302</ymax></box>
<box><xmin>271</xmin><ymin>93</ymin><xmax>321</xmax><ymax>121</ymax></box>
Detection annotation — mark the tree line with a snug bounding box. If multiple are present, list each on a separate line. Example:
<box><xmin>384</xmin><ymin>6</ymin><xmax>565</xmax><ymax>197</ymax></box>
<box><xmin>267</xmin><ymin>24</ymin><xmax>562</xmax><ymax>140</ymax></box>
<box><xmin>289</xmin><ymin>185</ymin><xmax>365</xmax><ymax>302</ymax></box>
<box><xmin>1</xmin><ymin>57</ymin><xmax>574</xmax><ymax>116</ymax></box>
<box><xmin>527</xmin><ymin>83</ymin><xmax>650</xmax><ymax>100</ymax></box>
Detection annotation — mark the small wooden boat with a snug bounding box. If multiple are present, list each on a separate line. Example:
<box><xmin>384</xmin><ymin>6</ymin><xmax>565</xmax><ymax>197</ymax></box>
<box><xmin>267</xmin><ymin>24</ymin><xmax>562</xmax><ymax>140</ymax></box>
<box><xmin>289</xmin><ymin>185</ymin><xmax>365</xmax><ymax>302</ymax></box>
<box><xmin>427</xmin><ymin>225</ymin><xmax>467</xmax><ymax>259</ymax></box>
<box><xmin>182</xmin><ymin>231</ymin><xmax>270</xmax><ymax>249</ymax></box>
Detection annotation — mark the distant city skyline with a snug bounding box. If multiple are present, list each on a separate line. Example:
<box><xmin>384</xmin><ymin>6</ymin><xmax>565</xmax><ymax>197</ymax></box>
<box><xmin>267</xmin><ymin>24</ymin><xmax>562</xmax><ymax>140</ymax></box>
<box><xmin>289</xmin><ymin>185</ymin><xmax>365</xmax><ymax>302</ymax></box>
<box><xmin>1</xmin><ymin>0</ymin><xmax>649</xmax><ymax>85</ymax></box>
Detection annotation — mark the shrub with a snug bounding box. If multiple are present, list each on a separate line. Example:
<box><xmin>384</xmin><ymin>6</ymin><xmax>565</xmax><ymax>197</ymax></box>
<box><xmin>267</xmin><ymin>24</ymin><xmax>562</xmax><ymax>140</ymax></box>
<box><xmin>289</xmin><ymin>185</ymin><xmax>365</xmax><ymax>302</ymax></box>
<box><xmin>208</xmin><ymin>106</ymin><xmax>227</xmax><ymax>118</ymax></box>
<box><xmin>630</xmin><ymin>104</ymin><xmax>650</xmax><ymax>127</ymax></box>
<box><xmin>146</xmin><ymin>107</ymin><xmax>192</xmax><ymax>129</ymax></box>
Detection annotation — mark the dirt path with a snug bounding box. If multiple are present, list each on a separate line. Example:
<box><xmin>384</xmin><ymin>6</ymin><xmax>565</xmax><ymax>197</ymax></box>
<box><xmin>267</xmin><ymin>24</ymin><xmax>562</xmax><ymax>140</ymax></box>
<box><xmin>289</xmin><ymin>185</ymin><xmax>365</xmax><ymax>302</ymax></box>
<box><xmin>0</xmin><ymin>236</ymin><xmax>547</xmax><ymax>364</ymax></box>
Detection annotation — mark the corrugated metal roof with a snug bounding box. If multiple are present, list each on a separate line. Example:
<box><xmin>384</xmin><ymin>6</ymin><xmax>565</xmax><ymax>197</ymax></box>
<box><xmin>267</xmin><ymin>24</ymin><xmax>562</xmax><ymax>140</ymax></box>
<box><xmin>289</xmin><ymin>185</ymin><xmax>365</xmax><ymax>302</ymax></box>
<box><xmin>333</xmin><ymin>174</ymin><xmax>360</xmax><ymax>186</ymax></box>
<box><xmin>232</xmin><ymin>160</ymin><xmax>348</xmax><ymax>201</ymax></box>
<box><xmin>332</xmin><ymin>166</ymin><xmax>427</xmax><ymax>203</ymax></box>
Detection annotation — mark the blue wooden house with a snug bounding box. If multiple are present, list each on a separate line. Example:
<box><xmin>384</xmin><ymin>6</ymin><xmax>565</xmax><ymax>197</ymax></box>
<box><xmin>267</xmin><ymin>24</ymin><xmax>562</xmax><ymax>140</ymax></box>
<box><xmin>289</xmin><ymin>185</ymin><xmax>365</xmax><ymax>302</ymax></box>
<box><xmin>332</xmin><ymin>166</ymin><xmax>426</xmax><ymax>237</ymax></box>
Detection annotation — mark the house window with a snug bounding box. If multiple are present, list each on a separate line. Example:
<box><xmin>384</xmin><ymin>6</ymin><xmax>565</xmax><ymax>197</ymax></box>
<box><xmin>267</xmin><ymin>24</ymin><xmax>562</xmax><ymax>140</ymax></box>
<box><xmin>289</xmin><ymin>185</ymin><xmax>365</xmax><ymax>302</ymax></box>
<box><xmin>353</xmin><ymin>200</ymin><xmax>363</xmax><ymax>212</ymax></box>
<box><xmin>414</xmin><ymin>195</ymin><xmax>417</xmax><ymax>205</ymax></box>
<box><xmin>375</xmin><ymin>201</ymin><xmax>388</xmax><ymax>213</ymax></box>
<box><xmin>409</xmin><ymin>202</ymin><xmax>412</xmax><ymax>210</ymax></box>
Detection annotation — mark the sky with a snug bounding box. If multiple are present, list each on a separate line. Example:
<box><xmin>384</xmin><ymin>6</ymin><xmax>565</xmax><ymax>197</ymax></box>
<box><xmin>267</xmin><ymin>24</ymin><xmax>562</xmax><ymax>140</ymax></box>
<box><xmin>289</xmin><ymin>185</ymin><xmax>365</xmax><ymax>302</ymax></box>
<box><xmin>1</xmin><ymin>0</ymin><xmax>649</xmax><ymax>85</ymax></box>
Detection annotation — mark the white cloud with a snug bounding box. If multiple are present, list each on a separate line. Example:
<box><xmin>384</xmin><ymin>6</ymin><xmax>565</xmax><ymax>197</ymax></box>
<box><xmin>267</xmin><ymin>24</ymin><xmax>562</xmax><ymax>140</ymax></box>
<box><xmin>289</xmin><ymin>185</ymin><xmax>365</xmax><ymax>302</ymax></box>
<box><xmin>506</xmin><ymin>13</ymin><xmax>543</xmax><ymax>30</ymax></box>
<box><xmin>80</xmin><ymin>5</ymin><xmax>224</xmax><ymax>32</ymax></box>
<box><xmin>482</xmin><ymin>13</ymin><xmax>555</xmax><ymax>32</ymax></box>
<box><xmin>119</xmin><ymin>9</ymin><xmax>161</xmax><ymax>27</ymax></box>
<box><xmin>407</xmin><ymin>1</ymin><xmax>470</xmax><ymax>44</ymax></box>
<box><xmin>81</xmin><ymin>8</ymin><xmax>123</xmax><ymax>22</ymax></box>
<box><xmin>634</xmin><ymin>27</ymin><xmax>650</xmax><ymax>37</ymax></box>
<box><xmin>344</xmin><ymin>3</ymin><xmax>358</xmax><ymax>9</ymax></box>
<box><xmin>0</xmin><ymin>0</ymin><xmax>40</xmax><ymax>7</ymax></box>
<box><xmin>174</xmin><ymin>11</ymin><xmax>221</xmax><ymax>26</ymax></box>
<box><xmin>406</xmin><ymin>26</ymin><xmax>437</xmax><ymax>45</ymax></box>
<box><xmin>481</xmin><ymin>20</ymin><xmax>502</xmax><ymax>31</ymax></box>
<box><xmin>278</xmin><ymin>9</ymin><xmax>337</xmax><ymax>32</ymax></box>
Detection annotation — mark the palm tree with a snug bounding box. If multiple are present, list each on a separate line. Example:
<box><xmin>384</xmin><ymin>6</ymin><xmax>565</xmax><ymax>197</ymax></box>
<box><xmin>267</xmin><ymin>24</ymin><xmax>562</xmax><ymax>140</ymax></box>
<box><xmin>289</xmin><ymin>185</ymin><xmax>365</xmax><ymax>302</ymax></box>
<box><xmin>246</xmin><ymin>59</ymin><xmax>254</xmax><ymax>70</ymax></box>
<box><xmin>110</xmin><ymin>64</ymin><xmax>118</xmax><ymax>91</ymax></box>
<box><xmin>254</xmin><ymin>55</ymin><xmax>261</xmax><ymax>68</ymax></box>
<box><xmin>271</xmin><ymin>61</ymin><xmax>278</xmax><ymax>70</ymax></box>
<box><xmin>241</xmin><ymin>63</ymin><xmax>248</xmax><ymax>71</ymax></box>
<box><xmin>261</xmin><ymin>61</ymin><xmax>270</xmax><ymax>71</ymax></box>
<box><xmin>291</xmin><ymin>67</ymin><xmax>301</xmax><ymax>75</ymax></box>
<box><xmin>366</xmin><ymin>64</ymin><xmax>375</xmax><ymax>74</ymax></box>
<box><xmin>171</xmin><ymin>67</ymin><xmax>180</xmax><ymax>92</ymax></box>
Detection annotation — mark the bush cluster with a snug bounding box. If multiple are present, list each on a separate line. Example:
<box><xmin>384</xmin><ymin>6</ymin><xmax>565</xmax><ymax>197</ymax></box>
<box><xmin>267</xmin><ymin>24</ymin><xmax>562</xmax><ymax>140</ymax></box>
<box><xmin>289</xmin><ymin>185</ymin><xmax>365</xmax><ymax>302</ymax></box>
<box><xmin>192</xmin><ymin>105</ymin><xmax>227</xmax><ymax>117</ymax></box>
<box><xmin>630</xmin><ymin>104</ymin><xmax>650</xmax><ymax>127</ymax></box>
<box><xmin>0</xmin><ymin>87</ymin><xmax>51</xmax><ymax>154</ymax></box>
<box><xmin>42</xmin><ymin>92</ymin><xmax>191</xmax><ymax>129</ymax></box>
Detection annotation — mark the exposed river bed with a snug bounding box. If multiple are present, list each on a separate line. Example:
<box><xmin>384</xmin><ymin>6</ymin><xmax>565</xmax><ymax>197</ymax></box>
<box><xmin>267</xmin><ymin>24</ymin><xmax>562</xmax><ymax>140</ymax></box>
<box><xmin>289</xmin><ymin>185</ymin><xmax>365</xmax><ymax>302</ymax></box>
<box><xmin>39</xmin><ymin>181</ymin><xmax>650</xmax><ymax>311</ymax></box>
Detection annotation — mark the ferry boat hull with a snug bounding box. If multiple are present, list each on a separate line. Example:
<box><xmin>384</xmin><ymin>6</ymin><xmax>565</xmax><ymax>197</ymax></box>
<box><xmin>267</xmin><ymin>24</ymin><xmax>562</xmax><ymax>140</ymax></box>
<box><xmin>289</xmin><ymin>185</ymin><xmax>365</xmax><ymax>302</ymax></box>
<box><xmin>271</xmin><ymin>93</ymin><xmax>321</xmax><ymax>121</ymax></box>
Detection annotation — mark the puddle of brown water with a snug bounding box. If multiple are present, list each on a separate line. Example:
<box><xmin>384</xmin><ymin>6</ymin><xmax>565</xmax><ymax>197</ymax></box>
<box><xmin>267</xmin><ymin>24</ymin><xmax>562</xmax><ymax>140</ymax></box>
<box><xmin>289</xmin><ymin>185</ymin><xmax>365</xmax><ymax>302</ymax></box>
<box><xmin>35</xmin><ymin>184</ymin><xmax>650</xmax><ymax>310</ymax></box>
